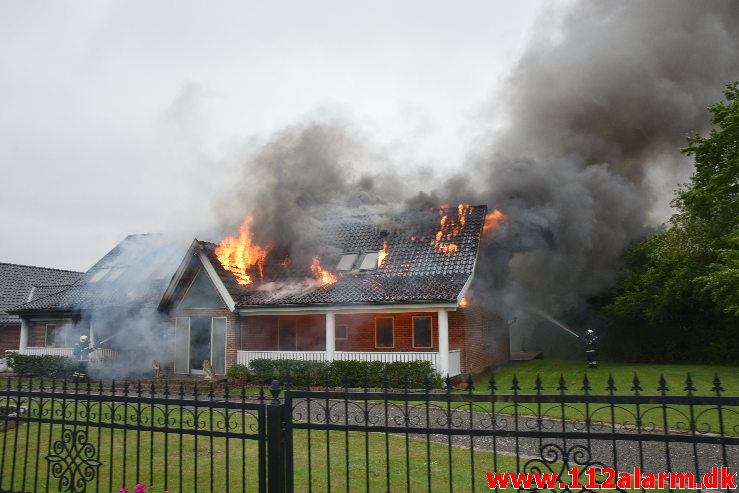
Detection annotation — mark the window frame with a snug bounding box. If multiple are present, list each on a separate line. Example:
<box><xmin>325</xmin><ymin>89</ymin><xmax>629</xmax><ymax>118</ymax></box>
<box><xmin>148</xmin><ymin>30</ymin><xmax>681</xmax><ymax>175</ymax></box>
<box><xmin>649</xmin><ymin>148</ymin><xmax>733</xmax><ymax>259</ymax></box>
<box><xmin>335</xmin><ymin>324</ymin><xmax>348</xmax><ymax>341</ymax></box>
<box><xmin>412</xmin><ymin>316</ymin><xmax>433</xmax><ymax>349</ymax></box>
<box><xmin>44</xmin><ymin>324</ymin><xmax>57</xmax><ymax>347</ymax></box>
<box><xmin>374</xmin><ymin>317</ymin><xmax>394</xmax><ymax>348</ymax></box>
<box><xmin>336</xmin><ymin>253</ymin><xmax>359</xmax><ymax>271</ymax></box>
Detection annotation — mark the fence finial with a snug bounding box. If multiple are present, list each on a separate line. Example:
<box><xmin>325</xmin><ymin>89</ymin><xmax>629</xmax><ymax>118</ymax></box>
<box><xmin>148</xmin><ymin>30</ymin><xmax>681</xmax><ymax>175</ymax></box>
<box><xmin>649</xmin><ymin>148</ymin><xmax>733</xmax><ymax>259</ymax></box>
<box><xmin>711</xmin><ymin>373</ymin><xmax>724</xmax><ymax>396</ymax></box>
<box><xmin>657</xmin><ymin>374</ymin><xmax>669</xmax><ymax>395</ymax></box>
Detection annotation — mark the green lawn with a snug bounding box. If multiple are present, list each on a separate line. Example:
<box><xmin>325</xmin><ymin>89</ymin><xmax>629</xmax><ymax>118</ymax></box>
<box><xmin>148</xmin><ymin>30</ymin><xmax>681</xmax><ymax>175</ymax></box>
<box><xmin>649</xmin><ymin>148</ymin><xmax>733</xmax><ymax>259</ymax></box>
<box><xmin>1</xmin><ymin>417</ymin><xmax>694</xmax><ymax>493</ymax></box>
<box><xmin>474</xmin><ymin>360</ymin><xmax>739</xmax><ymax>396</ymax></box>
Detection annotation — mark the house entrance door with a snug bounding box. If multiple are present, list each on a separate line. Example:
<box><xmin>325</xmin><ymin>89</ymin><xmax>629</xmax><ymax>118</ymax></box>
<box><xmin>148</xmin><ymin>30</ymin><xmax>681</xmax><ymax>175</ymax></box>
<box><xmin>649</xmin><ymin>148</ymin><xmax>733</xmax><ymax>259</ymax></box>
<box><xmin>189</xmin><ymin>316</ymin><xmax>212</xmax><ymax>373</ymax></box>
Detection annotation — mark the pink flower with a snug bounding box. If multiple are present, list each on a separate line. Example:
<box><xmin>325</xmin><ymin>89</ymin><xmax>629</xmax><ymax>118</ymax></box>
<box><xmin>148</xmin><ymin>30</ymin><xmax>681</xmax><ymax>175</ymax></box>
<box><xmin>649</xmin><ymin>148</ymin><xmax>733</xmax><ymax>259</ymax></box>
<box><xmin>118</xmin><ymin>489</ymin><xmax>128</xmax><ymax>493</ymax></box>
<box><xmin>135</xmin><ymin>484</ymin><xmax>147</xmax><ymax>493</ymax></box>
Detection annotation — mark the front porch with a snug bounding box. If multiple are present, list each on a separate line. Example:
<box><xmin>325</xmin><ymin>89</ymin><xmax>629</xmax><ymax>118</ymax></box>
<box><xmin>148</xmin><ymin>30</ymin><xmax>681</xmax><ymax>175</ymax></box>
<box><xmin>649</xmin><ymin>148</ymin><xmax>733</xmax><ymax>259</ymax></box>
<box><xmin>237</xmin><ymin>349</ymin><xmax>462</xmax><ymax>376</ymax></box>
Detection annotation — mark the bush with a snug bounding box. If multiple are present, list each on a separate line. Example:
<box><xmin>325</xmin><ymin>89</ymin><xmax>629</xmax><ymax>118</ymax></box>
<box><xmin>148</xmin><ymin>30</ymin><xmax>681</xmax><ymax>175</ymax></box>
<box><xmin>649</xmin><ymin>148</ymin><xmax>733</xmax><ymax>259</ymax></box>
<box><xmin>226</xmin><ymin>364</ymin><xmax>249</xmax><ymax>385</ymax></box>
<box><xmin>5</xmin><ymin>354</ymin><xmax>76</xmax><ymax>378</ymax></box>
<box><xmin>247</xmin><ymin>358</ymin><xmax>443</xmax><ymax>388</ymax></box>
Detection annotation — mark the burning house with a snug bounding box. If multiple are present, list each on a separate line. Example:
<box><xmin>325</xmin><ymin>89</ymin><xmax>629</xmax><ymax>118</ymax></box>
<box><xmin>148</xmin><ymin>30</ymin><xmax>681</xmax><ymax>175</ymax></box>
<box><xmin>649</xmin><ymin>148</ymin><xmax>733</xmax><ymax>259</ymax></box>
<box><xmin>159</xmin><ymin>204</ymin><xmax>508</xmax><ymax>377</ymax></box>
<box><xmin>7</xmin><ymin>204</ymin><xmax>508</xmax><ymax>378</ymax></box>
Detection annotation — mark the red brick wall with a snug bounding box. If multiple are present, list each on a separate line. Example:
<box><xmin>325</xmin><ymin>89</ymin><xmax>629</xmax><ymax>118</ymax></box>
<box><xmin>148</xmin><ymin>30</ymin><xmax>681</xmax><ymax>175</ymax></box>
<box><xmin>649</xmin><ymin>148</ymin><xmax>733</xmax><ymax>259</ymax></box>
<box><xmin>0</xmin><ymin>324</ymin><xmax>20</xmax><ymax>354</ymax></box>
<box><xmin>452</xmin><ymin>305</ymin><xmax>508</xmax><ymax>374</ymax></box>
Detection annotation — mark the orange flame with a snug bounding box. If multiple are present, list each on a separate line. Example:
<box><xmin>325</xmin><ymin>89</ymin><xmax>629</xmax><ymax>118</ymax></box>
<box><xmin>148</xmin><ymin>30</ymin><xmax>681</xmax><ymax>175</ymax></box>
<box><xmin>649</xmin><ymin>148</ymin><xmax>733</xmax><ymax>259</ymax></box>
<box><xmin>460</xmin><ymin>296</ymin><xmax>468</xmax><ymax>308</ymax></box>
<box><xmin>215</xmin><ymin>216</ymin><xmax>270</xmax><ymax>285</ymax></box>
<box><xmin>311</xmin><ymin>256</ymin><xmax>337</xmax><ymax>285</ymax></box>
<box><xmin>378</xmin><ymin>241</ymin><xmax>388</xmax><ymax>267</ymax></box>
<box><xmin>431</xmin><ymin>204</ymin><xmax>474</xmax><ymax>255</ymax></box>
<box><xmin>483</xmin><ymin>209</ymin><xmax>507</xmax><ymax>234</ymax></box>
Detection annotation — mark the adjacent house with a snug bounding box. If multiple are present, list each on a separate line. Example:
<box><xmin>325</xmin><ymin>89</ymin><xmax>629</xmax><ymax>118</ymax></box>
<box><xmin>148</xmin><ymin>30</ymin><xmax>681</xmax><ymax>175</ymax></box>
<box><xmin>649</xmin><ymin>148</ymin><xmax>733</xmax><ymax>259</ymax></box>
<box><xmin>158</xmin><ymin>205</ymin><xmax>508</xmax><ymax>377</ymax></box>
<box><xmin>0</xmin><ymin>263</ymin><xmax>82</xmax><ymax>356</ymax></box>
<box><xmin>7</xmin><ymin>234</ymin><xmax>183</xmax><ymax>368</ymax></box>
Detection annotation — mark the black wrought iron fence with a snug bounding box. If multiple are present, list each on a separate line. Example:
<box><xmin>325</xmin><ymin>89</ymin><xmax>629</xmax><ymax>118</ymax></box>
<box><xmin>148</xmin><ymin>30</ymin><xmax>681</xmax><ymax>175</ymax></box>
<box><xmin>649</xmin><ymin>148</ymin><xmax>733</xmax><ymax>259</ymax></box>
<box><xmin>0</xmin><ymin>379</ymin><xmax>266</xmax><ymax>493</ymax></box>
<box><xmin>1</xmin><ymin>373</ymin><xmax>737</xmax><ymax>493</ymax></box>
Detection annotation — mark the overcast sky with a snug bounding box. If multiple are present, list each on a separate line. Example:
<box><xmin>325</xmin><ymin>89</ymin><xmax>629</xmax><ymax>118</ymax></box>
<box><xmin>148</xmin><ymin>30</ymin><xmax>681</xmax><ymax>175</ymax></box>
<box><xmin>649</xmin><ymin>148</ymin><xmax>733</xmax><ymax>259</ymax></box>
<box><xmin>0</xmin><ymin>1</ymin><xmax>558</xmax><ymax>272</ymax></box>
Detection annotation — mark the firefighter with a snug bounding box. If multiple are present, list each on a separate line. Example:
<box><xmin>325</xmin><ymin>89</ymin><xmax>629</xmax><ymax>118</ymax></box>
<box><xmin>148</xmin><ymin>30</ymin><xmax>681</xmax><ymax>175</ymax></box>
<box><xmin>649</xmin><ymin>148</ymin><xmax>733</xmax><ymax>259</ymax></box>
<box><xmin>72</xmin><ymin>335</ymin><xmax>94</xmax><ymax>382</ymax></box>
<box><xmin>583</xmin><ymin>329</ymin><xmax>599</xmax><ymax>369</ymax></box>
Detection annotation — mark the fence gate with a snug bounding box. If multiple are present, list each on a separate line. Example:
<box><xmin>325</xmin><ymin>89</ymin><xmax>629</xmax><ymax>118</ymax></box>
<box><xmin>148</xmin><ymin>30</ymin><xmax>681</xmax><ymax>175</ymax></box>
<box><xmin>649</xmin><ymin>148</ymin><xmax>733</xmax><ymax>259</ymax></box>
<box><xmin>0</xmin><ymin>380</ymin><xmax>267</xmax><ymax>493</ymax></box>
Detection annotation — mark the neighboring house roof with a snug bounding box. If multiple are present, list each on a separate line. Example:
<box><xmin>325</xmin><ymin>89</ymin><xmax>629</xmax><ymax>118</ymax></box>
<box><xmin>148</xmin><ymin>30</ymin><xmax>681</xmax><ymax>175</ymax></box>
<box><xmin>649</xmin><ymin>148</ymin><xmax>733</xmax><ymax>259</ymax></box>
<box><xmin>9</xmin><ymin>234</ymin><xmax>184</xmax><ymax>315</ymax></box>
<box><xmin>162</xmin><ymin>205</ymin><xmax>488</xmax><ymax>311</ymax></box>
<box><xmin>0</xmin><ymin>263</ymin><xmax>82</xmax><ymax>324</ymax></box>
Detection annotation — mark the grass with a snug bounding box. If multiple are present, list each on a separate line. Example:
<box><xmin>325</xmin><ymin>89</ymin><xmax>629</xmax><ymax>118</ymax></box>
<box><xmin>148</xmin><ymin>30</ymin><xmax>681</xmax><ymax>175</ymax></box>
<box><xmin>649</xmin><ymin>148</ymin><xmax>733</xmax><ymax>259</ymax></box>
<box><xmin>460</xmin><ymin>360</ymin><xmax>739</xmax><ymax>438</ymax></box>
<box><xmin>0</xmin><ymin>416</ymin><xmax>693</xmax><ymax>493</ymax></box>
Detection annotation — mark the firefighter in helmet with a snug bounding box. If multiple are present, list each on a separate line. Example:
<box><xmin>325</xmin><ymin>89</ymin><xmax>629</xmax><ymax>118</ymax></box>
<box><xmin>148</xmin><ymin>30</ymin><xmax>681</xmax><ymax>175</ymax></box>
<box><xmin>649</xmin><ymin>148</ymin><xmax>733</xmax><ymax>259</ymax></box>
<box><xmin>72</xmin><ymin>335</ymin><xmax>94</xmax><ymax>382</ymax></box>
<box><xmin>583</xmin><ymin>329</ymin><xmax>599</xmax><ymax>369</ymax></box>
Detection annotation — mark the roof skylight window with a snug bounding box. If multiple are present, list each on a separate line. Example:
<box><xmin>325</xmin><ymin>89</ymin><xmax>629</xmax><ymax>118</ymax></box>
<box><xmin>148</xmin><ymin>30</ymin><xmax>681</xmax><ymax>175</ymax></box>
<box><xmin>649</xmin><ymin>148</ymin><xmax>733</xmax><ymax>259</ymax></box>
<box><xmin>336</xmin><ymin>253</ymin><xmax>358</xmax><ymax>271</ymax></box>
<box><xmin>359</xmin><ymin>252</ymin><xmax>379</xmax><ymax>270</ymax></box>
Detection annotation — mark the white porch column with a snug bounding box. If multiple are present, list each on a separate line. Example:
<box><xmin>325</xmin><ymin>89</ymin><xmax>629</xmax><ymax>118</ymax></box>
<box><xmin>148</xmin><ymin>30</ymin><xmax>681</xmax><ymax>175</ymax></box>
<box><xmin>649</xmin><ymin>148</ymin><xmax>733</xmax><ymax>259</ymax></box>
<box><xmin>19</xmin><ymin>318</ymin><xmax>30</xmax><ymax>355</ymax></box>
<box><xmin>325</xmin><ymin>312</ymin><xmax>335</xmax><ymax>361</ymax></box>
<box><xmin>437</xmin><ymin>309</ymin><xmax>449</xmax><ymax>376</ymax></box>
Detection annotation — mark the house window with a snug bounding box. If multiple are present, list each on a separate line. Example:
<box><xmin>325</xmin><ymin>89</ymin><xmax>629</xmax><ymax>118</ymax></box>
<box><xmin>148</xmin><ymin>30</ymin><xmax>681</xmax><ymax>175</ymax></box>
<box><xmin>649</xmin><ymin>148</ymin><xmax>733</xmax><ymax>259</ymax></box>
<box><xmin>45</xmin><ymin>324</ymin><xmax>57</xmax><ymax>347</ymax></box>
<box><xmin>335</xmin><ymin>324</ymin><xmax>348</xmax><ymax>341</ymax></box>
<box><xmin>375</xmin><ymin>318</ymin><xmax>394</xmax><ymax>348</ymax></box>
<box><xmin>336</xmin><ymin>253</ymin><xmax>358</xmax><ymax>271</ymax></box>
<box><xmin>413</xmin><ymin>317</ymin><xmax>432</xmax><ymax>348</ymax></box>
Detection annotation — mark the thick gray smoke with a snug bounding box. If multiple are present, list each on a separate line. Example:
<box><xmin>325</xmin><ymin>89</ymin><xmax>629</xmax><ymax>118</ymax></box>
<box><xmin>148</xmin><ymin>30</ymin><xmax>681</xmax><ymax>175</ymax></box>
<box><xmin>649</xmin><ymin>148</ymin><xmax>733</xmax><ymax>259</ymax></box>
<box><xmin>467</xmin><ymin>0</ymin><xmax>739</xmax><ymax>322</ymax></box>
<box><xmin>216</xmin><ymin>1</ymin><xmax>739</xmax><ymax>351</ymax></box>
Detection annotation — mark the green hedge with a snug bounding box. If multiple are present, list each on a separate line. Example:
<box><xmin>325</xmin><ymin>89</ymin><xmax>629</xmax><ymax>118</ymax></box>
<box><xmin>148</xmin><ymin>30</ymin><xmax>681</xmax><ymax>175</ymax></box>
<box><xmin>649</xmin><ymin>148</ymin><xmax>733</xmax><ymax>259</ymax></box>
<box><xmin>5</xmin><ymin>354</ymin><xmax>76</xmax><ymax>378</ymax></box>
<box><xmin>246</xmin><ymin>358</ymin><xmax>443</xmax><ymax>388</ymax></box>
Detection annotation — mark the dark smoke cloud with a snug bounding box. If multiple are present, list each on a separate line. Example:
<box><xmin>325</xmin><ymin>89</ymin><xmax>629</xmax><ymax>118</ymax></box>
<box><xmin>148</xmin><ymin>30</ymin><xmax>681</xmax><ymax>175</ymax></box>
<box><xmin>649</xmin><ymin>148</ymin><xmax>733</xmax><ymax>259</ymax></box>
<box><xmin>468</xmin><ymin>0</ymin><xmax>739</xmax><ymax>308</ymax></box>
<box><xmin>215</xmin><ymin>1</ymin><xmax>739</xmax><ymax>350</ymax></box>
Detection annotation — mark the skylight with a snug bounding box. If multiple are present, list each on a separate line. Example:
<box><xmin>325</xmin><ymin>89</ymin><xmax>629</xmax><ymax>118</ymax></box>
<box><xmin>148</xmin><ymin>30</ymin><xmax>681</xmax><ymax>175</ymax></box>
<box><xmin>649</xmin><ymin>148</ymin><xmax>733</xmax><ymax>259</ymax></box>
<box><xmin>359</xmin><ymin>252</ymin><xmax>379</xmax><ymax>270</ymax></box>
<box><xmin>336</xmin><ymin>253</ymin><xmax>358</xmax><ymax>271</ymax></box>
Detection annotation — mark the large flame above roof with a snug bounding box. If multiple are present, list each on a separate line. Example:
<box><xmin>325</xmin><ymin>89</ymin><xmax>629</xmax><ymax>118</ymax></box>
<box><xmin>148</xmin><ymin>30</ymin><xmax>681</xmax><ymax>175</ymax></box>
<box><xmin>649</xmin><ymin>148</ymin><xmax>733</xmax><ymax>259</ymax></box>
<box><xmin>215</xmin><ymin>216</ymin><xmax>271</xmax><ymax>285</ymax></box>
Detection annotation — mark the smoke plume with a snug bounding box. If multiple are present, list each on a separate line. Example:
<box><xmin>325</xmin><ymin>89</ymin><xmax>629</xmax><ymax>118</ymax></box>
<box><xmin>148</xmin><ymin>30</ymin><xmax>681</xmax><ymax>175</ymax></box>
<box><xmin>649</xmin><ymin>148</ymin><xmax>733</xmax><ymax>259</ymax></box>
<box><xmin>216</xmin><ymin>1</ymin><xmax>739</xmax><ymax>351</ymax></box>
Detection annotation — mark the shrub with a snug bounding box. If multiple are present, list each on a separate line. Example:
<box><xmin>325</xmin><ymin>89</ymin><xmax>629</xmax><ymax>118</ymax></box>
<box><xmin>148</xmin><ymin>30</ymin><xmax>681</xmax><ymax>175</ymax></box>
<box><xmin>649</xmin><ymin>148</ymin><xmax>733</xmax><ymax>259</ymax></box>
<box><xmin>5</xmin><ymin>354</ymin><xmax>76</xmax><ymax>378</ymax></box>
<box><xmin>247</xmin><ymin>358</ymin><xmax>443</xmax><ymax>388</ymax></box>
<box><xmin>226</xmin><ymin>364</ymin><xmax>249</xmax><ymax>385</ymax></box>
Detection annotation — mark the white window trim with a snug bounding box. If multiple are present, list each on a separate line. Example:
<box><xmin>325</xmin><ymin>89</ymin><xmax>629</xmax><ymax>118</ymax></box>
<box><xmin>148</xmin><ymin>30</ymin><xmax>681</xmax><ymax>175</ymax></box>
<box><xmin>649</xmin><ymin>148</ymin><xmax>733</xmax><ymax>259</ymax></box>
<box><xmin>44</xmin><ymin>324</ymin><xmax>57</xmax><ymax>347</ymax></box>
<box><xmin>210</xmin><ymin>317</ymin><xmax>228</xmax><ymax>375</ymax></box>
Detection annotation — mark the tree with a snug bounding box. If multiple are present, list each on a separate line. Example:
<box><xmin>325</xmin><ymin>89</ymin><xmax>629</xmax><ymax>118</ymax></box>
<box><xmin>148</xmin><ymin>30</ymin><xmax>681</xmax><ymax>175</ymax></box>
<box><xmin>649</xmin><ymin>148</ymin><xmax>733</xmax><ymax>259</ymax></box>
<box><xmin>603</xmin><ymin>82</ymin><xmax>739</xmax><ymax>363</ymax></box>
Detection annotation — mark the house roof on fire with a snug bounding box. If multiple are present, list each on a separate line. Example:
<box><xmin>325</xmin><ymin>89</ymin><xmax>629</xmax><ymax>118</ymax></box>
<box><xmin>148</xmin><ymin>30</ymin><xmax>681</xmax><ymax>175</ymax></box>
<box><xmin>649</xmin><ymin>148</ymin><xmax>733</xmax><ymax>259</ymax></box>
<box><xmin>8</xmin><ymin>234</ymin><xmax>184</xmax><ymax>316</ymax></box>
<box><xmin>161</xmin><ymin>205</ymin><xmax>488</xmax><ymax>311</ymax></box>
<box><xmin>0</xmin><ymin>263</ymin><xmax>82</xmax><ymax>324</ymax></box>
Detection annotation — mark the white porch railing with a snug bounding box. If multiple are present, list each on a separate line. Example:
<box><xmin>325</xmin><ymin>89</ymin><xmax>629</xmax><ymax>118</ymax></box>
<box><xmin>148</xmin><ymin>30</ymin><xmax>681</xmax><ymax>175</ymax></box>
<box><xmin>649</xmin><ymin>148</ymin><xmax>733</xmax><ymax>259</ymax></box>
<box><xmin>237</xmin><ymin>349</ymin><xmax>462</xmax><ymax>376</ymax></box>
<box><xmin>7</xmin><ymin>348</ymin><xmax>119</xmax><ymax>362</ymax></box>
